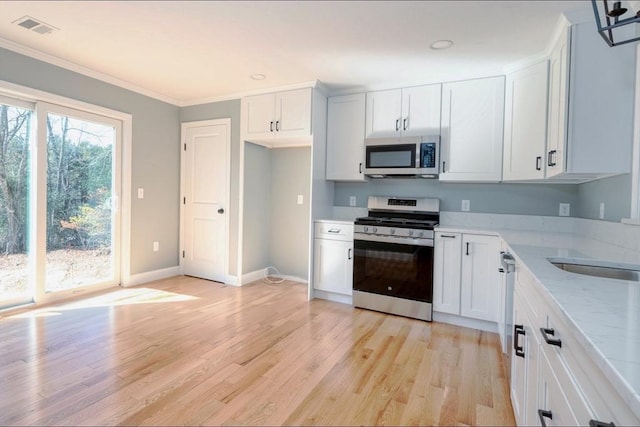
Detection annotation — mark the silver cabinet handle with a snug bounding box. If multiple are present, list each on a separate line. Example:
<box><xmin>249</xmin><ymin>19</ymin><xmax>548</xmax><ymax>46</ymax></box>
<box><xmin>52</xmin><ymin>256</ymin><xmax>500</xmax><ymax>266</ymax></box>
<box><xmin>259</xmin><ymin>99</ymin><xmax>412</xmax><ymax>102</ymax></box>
<box><xmin>348</xmin><ymin>248</ymin><xmax>352</xmax><ymax>260</ymax></box>
<box><xmin>275</xmin><ymin>120</ymin><xmax>279</xmax><ymax>132</ymax></box>
<box><xmin>440</xmin><ymin>234</ymin><xmax>457</xmax><ymax>239</ymax></box>
<box><xmin>403</xmin><ymin>117</ymin><xmax>408</xmax><ymax>130</ymax></box>
<box><xmin>270</xmin><ymin>121</ymin><xmax>274</xmax><ymax>132</ymax></box>
<box><xmin>327</xmin><ymin>228</ymin><xmax>341</xmax><ymax>233</ymax></box>
<box><xmin>395</xmin><ymin>119</ymin><xmax>400</xmax><ymax>131</ymax></box>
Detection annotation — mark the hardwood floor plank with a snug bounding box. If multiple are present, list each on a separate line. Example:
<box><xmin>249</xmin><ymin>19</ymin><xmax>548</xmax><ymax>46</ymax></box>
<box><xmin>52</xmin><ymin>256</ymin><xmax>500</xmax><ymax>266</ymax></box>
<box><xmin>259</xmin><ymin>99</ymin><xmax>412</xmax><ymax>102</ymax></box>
<box><xmin>0</xmin><ymin>277</ymin><xmax>515</xmax><ymax>426</ymax></box>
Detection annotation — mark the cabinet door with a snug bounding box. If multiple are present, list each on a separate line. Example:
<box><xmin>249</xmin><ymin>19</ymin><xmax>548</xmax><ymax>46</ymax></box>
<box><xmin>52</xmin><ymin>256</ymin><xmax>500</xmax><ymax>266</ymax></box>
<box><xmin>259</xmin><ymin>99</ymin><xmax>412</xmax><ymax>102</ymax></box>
<box><xmin>545</xmin><ymin>27</ymin><xmax>570</xmax><ymax>178</ymax></box>
<box><xmin>365</xmin><ymin>89</ymin><xmax>402</xmax><ymax>138</ymax></box>
<box><xmin>326</xmin><ymin>93</ymin><xmax>366</xmax><ymax>181</ymax></box>
<box><xmin>275</xmin><ymin>88</ymin><xmax>312</xmax><ymax>138</ymax></box>
<box><xmin>460</xmin><ymin>234</ymin><xmax>500</xmax><ymax>321</ymax></box>
<box><xmin>440</xmin><ymin>76</ymin><xmax>505</xmax><ymax>182</ymax></box>
<box><xmin>537</xmin><ymin>350</ymin><xmax>581</xmax><ymax>426</ymax></box>
<box><xmin>503</xmin><ymin>60</ymin><xmax>549</xmax><ymax>181</ymax></box>
<box><xmin>433</xmin><ymin>232</ymin><xmax>462</xmax><ymax>315</ymax></box>
<box><xmin>313</xmin><ymin>238</ymin><xmax>353</xmax><ymax>296</ymax></box>
<box><xmin>244</xmin><ymin>92</ymin><xmax>276</xmax><ymax>139</ymax></box>
<box><xmin>401</xmin><ymin>84</ymin><xmax>441</xmax><ymax>137</ymax></box>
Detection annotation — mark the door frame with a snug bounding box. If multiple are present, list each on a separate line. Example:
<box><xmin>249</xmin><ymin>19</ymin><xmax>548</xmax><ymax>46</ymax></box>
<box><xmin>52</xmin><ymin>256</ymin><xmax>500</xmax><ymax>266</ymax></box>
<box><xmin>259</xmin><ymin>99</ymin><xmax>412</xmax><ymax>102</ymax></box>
<box><xmin>0</xmin><ymin>79</ymin><xmax>133</xmax><ymax>305</ymax></box>
<box><xmin>179</xmin><ymin>118</ymin><xmax>231</xmax><ymax>283</ymax></box>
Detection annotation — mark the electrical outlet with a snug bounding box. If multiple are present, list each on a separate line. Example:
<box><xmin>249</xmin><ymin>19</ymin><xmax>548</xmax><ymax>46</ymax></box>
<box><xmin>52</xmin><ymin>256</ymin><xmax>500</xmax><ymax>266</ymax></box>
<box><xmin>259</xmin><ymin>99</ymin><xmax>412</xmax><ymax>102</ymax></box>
<box><xmin>297</xmin><ymin>194</ymin><xmax>303</xmax><ymax>205</ymax></box>
<box><xmin>137</xmin><ymin>188</ymin><xmax>144</xmax><ymax>199</ymax></box>
<box><xmin>349</xmin><ymin>196</ymin><xmax>357</xmax><ymax>207</ymax></box>
<box><xmin>559</xmin><ymin>203</ymin><xmax>570</xmax><ymax>217</ymax></box>
<box><xmin>153</xmin><ymin>241</ymin><xmax>159</xmax><ymax>252</ymax></box>
<box><xmin>461</xmin><ymin>200</ymin><xmax>470</xmax><ymax>212</ymax></box>
<box><xmin>599</xmin><ymin>202</ymin><xmax>605</xmax><ymax>219</ymax></box>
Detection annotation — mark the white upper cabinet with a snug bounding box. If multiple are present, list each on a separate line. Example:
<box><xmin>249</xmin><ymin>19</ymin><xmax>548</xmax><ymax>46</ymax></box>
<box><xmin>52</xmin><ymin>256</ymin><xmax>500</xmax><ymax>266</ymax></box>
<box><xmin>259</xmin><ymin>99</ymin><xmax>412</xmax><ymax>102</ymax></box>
<box><xmin>365</xmin><ymin>84</ymin><xmax>441</xmax><ymax>138</ymax></box>
<box><xmin>545</xmin><ymin>21</ymin><xmax>635</xmax><ymax>181</ymax></box>
<box><xmin>440</xmin><ymin>76</ymin><xmax>505</xmax><ymax>182</ymax></box>
<box><xmin>242</xmin><ymin>88</ymin><xmax>312</xmax><ymax>144</ymax></box>
<box><xmin>326</xmin><ymin>93</ymin><xmax>367</xmax><ymax>181</ymax></box>
<box><xmin>503</xmin><ymin>60</ymin><xmax>549</xmax><ymax>181</ymax></box>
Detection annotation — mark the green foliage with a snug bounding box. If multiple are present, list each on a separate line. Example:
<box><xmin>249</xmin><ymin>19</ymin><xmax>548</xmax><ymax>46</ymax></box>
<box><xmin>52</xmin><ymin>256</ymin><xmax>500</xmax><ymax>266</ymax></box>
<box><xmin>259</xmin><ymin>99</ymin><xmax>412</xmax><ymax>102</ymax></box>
<box><xmin>0</xmin><ymin>106</ymin><xmax>114</xmax><ymax>254</ymax></box>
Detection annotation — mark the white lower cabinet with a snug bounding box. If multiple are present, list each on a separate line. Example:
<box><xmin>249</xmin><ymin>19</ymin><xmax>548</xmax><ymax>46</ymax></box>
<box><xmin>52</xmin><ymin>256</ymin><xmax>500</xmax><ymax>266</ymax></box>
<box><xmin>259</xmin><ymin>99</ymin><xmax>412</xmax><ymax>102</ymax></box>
<box><xmin>313</xmin><ymin>221</ymin><xmax>353</xmax><ymax>296</ymax></box>
<box><xmin>511</xmin><ymin>258</ymin><xmax>639</xmax><ymax>427</ymax></box>
<box><xmin>433</xmin><ymin>231</ymin><xmax>500</xmax><ymax>322</ymax></box>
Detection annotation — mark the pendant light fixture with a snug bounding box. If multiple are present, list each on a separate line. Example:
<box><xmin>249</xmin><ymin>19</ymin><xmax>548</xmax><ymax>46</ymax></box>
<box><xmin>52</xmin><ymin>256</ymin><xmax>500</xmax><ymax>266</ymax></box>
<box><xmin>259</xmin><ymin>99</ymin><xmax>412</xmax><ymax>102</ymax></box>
<box><xmin>592</xmin><ymin>0</ymin><xmax>640</xmax><ymax>47</ymax></box>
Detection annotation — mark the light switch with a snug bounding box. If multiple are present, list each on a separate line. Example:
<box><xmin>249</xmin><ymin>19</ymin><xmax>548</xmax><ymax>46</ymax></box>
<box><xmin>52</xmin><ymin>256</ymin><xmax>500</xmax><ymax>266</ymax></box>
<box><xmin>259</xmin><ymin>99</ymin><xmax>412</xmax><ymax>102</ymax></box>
<box><xmin>461</xmin><ymin>200</ymin><xmax>470</xmax><ymax>212</ymax></box>
<box><xmin>297</xmin><ymin>194</ymin><xmax>303</xmax><ymax>205</ymax></box>
<box><xmin>137</xmin><ymin>188</ymin><xmax>144</xmax><ymax>199</ymax></box>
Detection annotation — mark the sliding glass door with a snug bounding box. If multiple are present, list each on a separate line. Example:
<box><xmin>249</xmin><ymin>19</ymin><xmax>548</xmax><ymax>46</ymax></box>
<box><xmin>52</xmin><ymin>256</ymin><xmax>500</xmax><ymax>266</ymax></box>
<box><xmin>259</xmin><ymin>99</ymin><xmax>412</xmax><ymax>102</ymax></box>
<box><xmin>0</xmin><ymin>99</ymin><xmax>33</xmax><ymax>308</ymax></box>
<box><xmin>0</xmin><ymin>98</ymin><xmax>121</xmax><ymax>309</ymax></box>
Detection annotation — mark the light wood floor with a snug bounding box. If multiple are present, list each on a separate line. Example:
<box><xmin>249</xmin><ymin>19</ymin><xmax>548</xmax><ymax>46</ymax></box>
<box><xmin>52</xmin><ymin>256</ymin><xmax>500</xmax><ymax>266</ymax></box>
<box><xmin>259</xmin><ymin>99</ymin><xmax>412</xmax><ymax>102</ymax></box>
<box><xmin>0</xmin><ymin>276</ymin><xmax>515</xmax><ymax>426</ymax></box>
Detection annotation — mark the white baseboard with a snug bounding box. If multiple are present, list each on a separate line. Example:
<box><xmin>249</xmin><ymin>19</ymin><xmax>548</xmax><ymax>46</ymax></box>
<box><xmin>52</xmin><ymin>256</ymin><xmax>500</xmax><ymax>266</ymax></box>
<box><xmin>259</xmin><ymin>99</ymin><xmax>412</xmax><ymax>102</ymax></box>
<box><xmin>433</xmin><ymin>311</ymin><xmax>498</xmax><ymax>333</ymax></box>
<box><xmin>122</xmin><ymin>266</ymin><xmax>181</xmax><ymax>287</ymax></box>
<box><xmin>312</xmin><ymin>289</ymin><xmax>352</xmax><ymax>305</ymax></box>
<box><xmin>282</xmin><ymin>275</ymin><xmax>307</xmax><ymax>284</ymax></box>
<box><xmin>241</xmin><ymin>268</ymin><xmax>265</xmax><ymax>285</ymax></box>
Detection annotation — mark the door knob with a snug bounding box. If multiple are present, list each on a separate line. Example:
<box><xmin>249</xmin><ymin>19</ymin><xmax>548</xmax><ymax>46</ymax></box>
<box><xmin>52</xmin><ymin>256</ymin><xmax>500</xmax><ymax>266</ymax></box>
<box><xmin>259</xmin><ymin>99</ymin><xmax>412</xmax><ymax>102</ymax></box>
<box><xmin>217</xmin><ymin>208</ymin><xmax>224</xmax><ymax>214</ymax></box>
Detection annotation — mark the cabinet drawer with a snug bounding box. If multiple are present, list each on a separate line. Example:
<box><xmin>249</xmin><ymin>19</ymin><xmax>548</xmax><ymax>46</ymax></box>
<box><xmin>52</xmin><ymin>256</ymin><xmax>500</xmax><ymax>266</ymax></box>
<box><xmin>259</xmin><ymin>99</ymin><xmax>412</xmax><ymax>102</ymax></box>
<box><xmin>544</xmin><ymin>306</ymin><xmax>639</xmax><ymax>426</ymax></box>
<box><xmin>314</xmin><ymin>222</ymin><xmax>354</xmax><ymax>241</ymax></box>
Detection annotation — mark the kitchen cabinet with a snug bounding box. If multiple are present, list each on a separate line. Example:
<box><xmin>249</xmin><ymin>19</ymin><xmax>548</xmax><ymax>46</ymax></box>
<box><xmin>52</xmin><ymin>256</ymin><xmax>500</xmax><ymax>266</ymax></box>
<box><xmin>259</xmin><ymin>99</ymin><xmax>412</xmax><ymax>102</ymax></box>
<box><xmin>440</xmin><ymin>76</ymin><xmax>505</xmax><ymax>182</ymax></box>
<box><xmin>503</xmin><ymin>60</ymin><xmax>549</xmax><ymax>181</ymax></box>
<box><xmin>313</xmin><ymin>221</ymin><xmax>353</xmax><ymax>296</ymax></box>
<box><xmin>545</xmin><ymin>21</ymin><xmax>635</xmax><ymax>181</ymax></box>
<box><xmin>365</xmin><ymin>84</ymin><xmax>441</xmax><ymax>138</ymax></box>
<box><xmin>243</xmin><ymin>88</ymin><xmax>312</xmax><ymax>143</ymax></box>
<box><xmin>433</xmin><ymin>232</ymin><xmax>462</xmax><ymax>315</ymax></box>
<box><xmin>326</xmin><ymin>93</ymin><xmax>366</xmax><ymax>181</ymax></box>
<box><xmin>510</xmin><ymin>257</ymin><xmax>639</xmax><ymax>427</ymax></box>
<box><xmin>433</xmin><ymin>231</ymin><xmax>500</xmax><ymax>322</ymax></box>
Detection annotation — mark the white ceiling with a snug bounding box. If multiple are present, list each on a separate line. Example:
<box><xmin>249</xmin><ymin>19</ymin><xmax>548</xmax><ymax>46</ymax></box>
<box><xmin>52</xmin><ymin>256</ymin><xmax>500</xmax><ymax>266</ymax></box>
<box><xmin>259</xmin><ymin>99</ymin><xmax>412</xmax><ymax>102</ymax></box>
<box><xmin>0</xmin><ymin>1</ymin><xmax>593</xmax><ymax>106</ymax></box>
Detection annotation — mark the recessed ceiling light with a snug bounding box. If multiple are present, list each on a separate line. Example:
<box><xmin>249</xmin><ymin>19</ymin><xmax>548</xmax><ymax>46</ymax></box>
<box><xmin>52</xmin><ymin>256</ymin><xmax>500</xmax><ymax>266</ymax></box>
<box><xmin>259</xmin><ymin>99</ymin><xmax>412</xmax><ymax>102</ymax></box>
<box><xmin>250</xmin><ymin>74</ymin><xmax>266</xmax><ymax>80</ymax></box>
<box><xmin>430</xmin><ymin>40</ymin><xmax>454</xmax><ymax>50</ymax></box>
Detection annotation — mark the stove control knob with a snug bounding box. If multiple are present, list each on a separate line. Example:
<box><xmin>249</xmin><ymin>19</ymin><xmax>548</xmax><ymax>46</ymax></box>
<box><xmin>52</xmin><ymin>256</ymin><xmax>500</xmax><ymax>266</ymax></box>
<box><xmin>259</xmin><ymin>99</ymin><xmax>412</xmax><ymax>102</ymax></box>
<box><xmin>417</xmin><ymin>231</ymin><xmax>424</xmax><ymax>238</ymax></box>
<box><xmin>390</xmin><ymin>228</ymin><xmax>396</xmax><ymax>235</ymax></box>
<box><xmin>373</xmin><ymin>227</ymin><xmax>378</xmax><ymax>233</ymax></box>
<box><xmin>408</xmin><ymin>230</ymin><xmax>414</xmax><ymax>236</ymax></box>
<box><xmin>363</xmin><ymin>226</ymin><xmax>369</xmax><ymax>233</ymax></box>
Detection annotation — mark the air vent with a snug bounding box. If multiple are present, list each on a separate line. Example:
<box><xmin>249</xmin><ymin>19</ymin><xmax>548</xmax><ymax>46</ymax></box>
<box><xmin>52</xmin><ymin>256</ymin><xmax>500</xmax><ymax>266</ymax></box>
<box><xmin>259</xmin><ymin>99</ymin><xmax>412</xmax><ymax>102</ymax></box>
<box><xmin>13</xmin><ymin>16</ymin><xmax>59</xmax><ymax>35</ymax></box>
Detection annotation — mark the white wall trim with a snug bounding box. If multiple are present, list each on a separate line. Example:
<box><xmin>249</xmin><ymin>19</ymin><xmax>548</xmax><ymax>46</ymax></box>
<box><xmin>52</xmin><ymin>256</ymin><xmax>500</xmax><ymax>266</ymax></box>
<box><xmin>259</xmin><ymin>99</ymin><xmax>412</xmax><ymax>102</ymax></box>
<box><xmin>0</xmin><ymin>37</ymin><xmax>179</xmax><ymax>106</ymax></box>
<box><xmin>241</xmin><ymin>268</ymin><xmax>265</xmax><ymax>285</ymax></box>
<box><xmin>433</xmin><ymin>311</ymin><xmax>498</xmax><ymax>333</ymax></box>
<box><xmin>182</xmin><ymin>80</ymin><xmax>320</xmax><ymax>107</ymax></box>
<box><xmin>311</xmin><ymin>290</ymin><xmax>352</xmax><ymax>305</ymax></box>
<box><xmin>122</xmin><ymin>266</ymin><xmax>181</xmax><ymax>287</ymax></box>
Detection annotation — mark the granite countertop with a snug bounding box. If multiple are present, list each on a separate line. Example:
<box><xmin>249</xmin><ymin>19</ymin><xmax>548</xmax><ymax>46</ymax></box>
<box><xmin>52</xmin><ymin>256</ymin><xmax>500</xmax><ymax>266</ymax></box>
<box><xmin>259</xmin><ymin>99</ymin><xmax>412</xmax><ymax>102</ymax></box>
<box><xmin>437</xmin><ymin>225</ymin><xmax>640</xmax><ymax>420</ymax></box>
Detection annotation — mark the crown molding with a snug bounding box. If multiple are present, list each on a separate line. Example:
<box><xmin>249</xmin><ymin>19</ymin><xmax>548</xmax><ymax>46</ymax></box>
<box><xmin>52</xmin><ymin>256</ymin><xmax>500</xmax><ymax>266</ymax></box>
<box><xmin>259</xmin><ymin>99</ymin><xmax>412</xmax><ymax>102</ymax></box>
<box><xmin>181</xmin><ymin>80</ymin><xmax>322</xmax><ymax>107</ymax></box>
<box><xmin>0</xmin><ymin>36</ymin><xmax>181</xmax><ymax>106</ymax></box>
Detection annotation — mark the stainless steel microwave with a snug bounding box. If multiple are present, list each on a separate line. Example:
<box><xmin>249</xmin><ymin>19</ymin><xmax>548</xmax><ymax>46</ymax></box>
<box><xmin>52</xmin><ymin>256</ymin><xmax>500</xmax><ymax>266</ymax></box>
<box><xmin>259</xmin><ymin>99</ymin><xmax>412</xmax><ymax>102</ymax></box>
<box><xmin>363</xmin><ymin>136</ymin><xmax>440</xmax><ymax>178</ymax></box>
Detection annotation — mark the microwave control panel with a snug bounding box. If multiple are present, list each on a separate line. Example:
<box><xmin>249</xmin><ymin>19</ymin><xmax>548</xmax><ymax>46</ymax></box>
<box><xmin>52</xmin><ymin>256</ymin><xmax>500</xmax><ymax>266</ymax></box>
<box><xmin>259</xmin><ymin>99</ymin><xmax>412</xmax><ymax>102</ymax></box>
<box><xmin>420</xmin><ymin>143</ymin><xmax>437</xmax><ymax>168</ymax></box>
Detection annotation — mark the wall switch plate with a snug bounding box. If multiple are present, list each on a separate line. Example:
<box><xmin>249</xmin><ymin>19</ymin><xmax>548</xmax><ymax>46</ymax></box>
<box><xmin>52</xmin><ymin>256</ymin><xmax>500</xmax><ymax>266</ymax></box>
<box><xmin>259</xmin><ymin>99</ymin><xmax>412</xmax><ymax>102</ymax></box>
<box><xmin>599</xmin><ymin>202</ymin><xmax>605</xmax><ymax>219</ymax></box>
<box><xmin>137</xmin><ymin>188</ymin><xmax>144</xmax><ymax>199</ymax></box>
<box><xmin>349</xmin><ymin>196</ymin><xmax>357</xmax><ymax>207</ymax></box>
<box><xmin>297</xmin><ymin>194</ymin><xmax>303</xmax><ymax>205</ymax></box>
<box><xmin>559</xmin><ymin>203</ymin><xmax>570</xmax><ymax>217</ymax></box>
<box><xmin>461</xmin><ymin>200</ymin><xmax>470</xmax><ymax>212</ymax></box>
<box><xmin>153</xmin><ymin>241</ymin><xmax>159</xmax><ymax>252</ymax></box>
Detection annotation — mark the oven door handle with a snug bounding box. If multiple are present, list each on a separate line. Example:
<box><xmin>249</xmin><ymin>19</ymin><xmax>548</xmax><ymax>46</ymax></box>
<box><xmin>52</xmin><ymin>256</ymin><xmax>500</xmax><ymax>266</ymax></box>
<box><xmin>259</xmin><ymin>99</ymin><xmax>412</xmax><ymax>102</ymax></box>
<box><xmin>354</xmin><ymin>234</ymin><xmax>434</xmax><ymax>247</ymax></box>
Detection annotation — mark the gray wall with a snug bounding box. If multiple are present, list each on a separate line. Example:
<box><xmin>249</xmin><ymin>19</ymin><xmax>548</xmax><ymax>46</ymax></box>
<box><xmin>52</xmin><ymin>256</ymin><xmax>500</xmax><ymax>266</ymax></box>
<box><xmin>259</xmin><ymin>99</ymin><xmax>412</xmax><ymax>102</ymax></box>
<box><xmin>334</xmin><ymin>179</ymin><xmax>580</xmax><ymax>216</ymax></box>
<box><xmin>576</xmin><ymin>174</ymin><xmax>632</xmax><ymax>222</ymax></box>
<box><xmin>270</xmin><ymin>147</ymin><xmax>311</xmax><ymax>279</ymax></box>
<box><xmin>180</xmin><ymin>100</ymin><xmax>241</xmax><ymax>276</ymax></box>
<box><xmin>0</xmin><ymin>47</ymin><xmax>181</xmax><ymax>276</ymax></box>
<box><xmin>242</xmin><ymin>142</ymin><xmax>271</xmax><ymax>273</ymax></box>
<box><xmin>242</xmin><ymin>144</ymin><xmax>311</xmax><ymax>279</ymax></box>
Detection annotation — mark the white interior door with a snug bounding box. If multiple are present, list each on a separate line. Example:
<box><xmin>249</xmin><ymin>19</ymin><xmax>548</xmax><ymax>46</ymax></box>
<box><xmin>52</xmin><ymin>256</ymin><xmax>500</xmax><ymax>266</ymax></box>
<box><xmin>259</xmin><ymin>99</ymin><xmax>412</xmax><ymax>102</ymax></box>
<box><xmin>181</xmin><ymin>119</ymin><xmax>230</xmax><ymax>282</ymax></box>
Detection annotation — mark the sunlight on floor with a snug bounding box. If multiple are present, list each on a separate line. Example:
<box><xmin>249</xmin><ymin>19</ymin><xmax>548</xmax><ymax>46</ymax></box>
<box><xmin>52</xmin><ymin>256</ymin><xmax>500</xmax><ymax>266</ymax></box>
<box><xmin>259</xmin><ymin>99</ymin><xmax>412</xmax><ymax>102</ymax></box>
<box><xmin>10</xmin><ymin>287</ymin><xmax>199</xmax><ymax>318</ymax></box>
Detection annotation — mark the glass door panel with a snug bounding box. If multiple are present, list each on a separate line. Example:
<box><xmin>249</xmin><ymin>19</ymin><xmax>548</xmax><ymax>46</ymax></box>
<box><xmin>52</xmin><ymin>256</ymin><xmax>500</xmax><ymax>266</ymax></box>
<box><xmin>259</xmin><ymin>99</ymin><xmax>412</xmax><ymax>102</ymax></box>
<box><xmin>45</xmin><ymin>113</ymin><xmax>116</xmax><ymax>293</ymax></box>
<box><xmin>0</xmin><ymin>102</ymin><xmax>33</xmax><ymax>308</ymax></box>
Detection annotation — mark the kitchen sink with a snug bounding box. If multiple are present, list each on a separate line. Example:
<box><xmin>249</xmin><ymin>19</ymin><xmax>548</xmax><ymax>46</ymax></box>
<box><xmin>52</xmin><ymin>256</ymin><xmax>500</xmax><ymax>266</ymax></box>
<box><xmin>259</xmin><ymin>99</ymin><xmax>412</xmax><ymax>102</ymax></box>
<box><xmin>548</xmin><ymin>258</ymin><xmax>640</xmax><ymax>282</ymax></box>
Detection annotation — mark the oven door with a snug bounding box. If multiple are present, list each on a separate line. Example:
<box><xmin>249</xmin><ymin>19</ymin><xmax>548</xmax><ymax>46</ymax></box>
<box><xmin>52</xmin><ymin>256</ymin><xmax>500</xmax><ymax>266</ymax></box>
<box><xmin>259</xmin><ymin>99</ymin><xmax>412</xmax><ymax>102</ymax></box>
<box><xmin>353</xmin><ymin>238</ymin><xmax>433</xmax><ymax>303</ymax></box>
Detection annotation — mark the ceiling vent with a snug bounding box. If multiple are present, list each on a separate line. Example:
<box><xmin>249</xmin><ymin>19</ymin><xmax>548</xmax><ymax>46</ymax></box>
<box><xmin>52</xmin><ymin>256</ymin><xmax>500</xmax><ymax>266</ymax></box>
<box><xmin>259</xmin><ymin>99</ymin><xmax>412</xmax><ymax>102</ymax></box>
<box><xmin>13</xmin><ymin>16</ymin><xmax>59</xmax><ymax>35</ymax></box>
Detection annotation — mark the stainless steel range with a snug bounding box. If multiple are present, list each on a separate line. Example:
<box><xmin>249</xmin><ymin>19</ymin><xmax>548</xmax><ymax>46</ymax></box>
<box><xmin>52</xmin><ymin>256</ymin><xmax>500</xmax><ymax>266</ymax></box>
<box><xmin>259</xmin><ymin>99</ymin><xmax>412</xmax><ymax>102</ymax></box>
<box><xmin>353</xmin><ymin>196</ymin><xmax>439</xmax><ymax>321</ymax></box>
